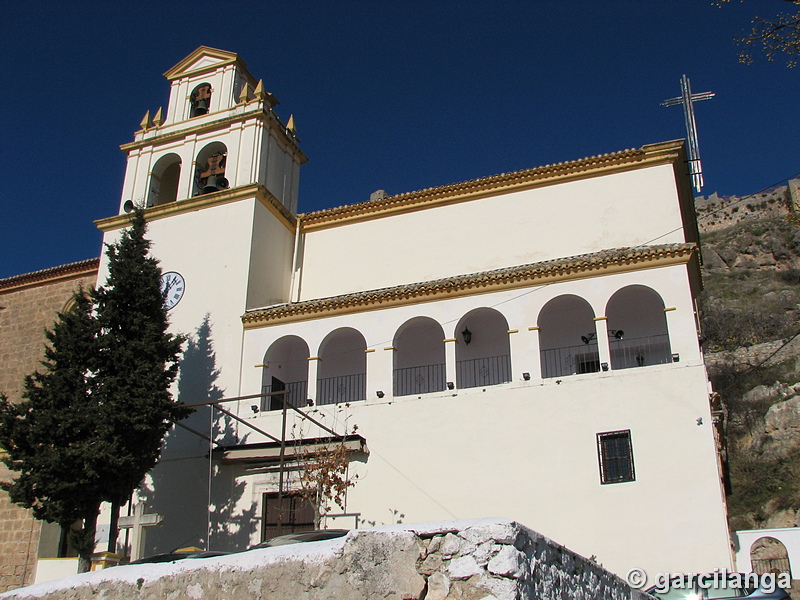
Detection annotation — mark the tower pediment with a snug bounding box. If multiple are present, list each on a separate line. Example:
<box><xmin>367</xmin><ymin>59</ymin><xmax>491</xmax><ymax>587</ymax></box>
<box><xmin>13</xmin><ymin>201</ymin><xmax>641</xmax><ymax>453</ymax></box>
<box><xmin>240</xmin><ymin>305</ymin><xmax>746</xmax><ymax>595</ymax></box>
<box><xmin>164</xmin><ymin>46</ymin><xmax>246</xmax><ymax>81</ymax></box>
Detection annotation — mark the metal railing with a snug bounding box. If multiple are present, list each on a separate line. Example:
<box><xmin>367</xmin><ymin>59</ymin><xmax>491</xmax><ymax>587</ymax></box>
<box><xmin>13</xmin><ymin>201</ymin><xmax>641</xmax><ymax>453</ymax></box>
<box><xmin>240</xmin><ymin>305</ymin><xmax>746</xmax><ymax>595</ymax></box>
<box><xmin>393</xmin><ymin>363</ymin><xmax>446</xmax><ymax>396</ymax></box>
<box><xmin>751</xmin><ymin>557</ymin><xmax>790</xmax><ymax>575</ymax></box>
<box><xmin>316</xmin><ymin>373</ymin><xmax>366</xmax><ymax>405</ymax></box>
<box><xmin>540</xmin><ymin>343</ymin><xmax>600</xmax><ymax>379</ymax></box>
<box><xmin>609</xmin><ymin>334</ymin><xmax>671</xmax><ymax>370</ymax></box>
<box><xmin>262</xmin><ymin>381</ymin><xmax>308</xmax><ymax>411</ymax></box>
<box><xmin>456</xmin><ymin>355</ymin><xmax>511</xmax><ymax>389</ymax></box>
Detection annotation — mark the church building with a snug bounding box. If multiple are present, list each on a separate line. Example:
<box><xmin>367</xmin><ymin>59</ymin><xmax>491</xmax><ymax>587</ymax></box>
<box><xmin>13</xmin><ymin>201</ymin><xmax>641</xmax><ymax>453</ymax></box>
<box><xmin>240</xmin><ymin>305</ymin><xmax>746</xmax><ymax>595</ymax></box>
<box><xmin>3</xmin><ymin>47</ymin><xmax>733</xmax><ymax>587</ymax></box>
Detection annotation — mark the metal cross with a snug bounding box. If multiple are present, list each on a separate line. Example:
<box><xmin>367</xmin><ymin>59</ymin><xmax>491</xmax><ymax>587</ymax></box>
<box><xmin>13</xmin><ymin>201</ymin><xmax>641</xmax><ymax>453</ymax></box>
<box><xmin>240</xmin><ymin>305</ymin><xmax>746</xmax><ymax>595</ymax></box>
<box><xmin>662</xmin><ymin>75</ymin><xmax>714</xmax><ymax>192</ymax></box>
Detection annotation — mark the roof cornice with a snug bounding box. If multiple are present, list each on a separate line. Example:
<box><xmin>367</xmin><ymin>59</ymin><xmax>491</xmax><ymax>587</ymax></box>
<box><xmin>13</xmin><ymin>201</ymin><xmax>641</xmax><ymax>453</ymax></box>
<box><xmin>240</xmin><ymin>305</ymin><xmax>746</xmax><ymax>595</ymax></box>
<box><xmin>95</xmin><ymin>183</ymin><xmax>296</xmax><ymax>233</ymax></box>
<box><xmin>299</xmin><ymin>140</ymin><xmax>686</xmax><ymax>232</ymax></box>
<box><xmin>120</xmin><ymin>106</ymin><xmax>307</xmax><ymax>163</ymax></box>
<box><xmin>242</xmin><ymin>242</ymin><xmax>697</xmax><ymax>329</ymax></box>
<box><xmin>0</xmin><ymin>258</ymin><xmax>99</xmax><ymax>293</ymax></box>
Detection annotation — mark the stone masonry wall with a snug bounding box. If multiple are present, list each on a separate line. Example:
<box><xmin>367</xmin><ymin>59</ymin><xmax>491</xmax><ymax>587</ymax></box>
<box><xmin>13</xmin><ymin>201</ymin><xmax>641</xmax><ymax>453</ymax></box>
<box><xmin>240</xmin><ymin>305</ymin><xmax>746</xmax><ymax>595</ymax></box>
<box><xmin>0</xmin><ymin>261</ymin><xmax>98</xmax><ymax>402</ymax></box>
<box><xmin>0</xmin><ymin>260</ymin><xmax>98</xmax><ymax>592</ymax></box>
<box><xmin>0</xmin><ymin>520</ymin><xmax>651</xmax><ymax>600</ymax></box>
<box><xmin>0</xmin><ymin>487</ymin><xmax>39</xmax><ymax>596</ymax></box>
<box><xmin>694</xmin><ymin>179</ymin><xmax>798</xmax><ymax>234</ymax></box>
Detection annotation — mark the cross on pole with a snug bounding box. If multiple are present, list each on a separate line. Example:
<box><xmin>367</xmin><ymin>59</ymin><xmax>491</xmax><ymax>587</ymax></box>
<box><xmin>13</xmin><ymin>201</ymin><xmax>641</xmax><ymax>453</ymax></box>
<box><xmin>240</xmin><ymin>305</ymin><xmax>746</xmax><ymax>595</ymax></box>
<box><xmin>662</xmin><ymin>74</ymin><xmax>714</xmax><ymax>193</ymax></box>
<box><xmin>118</xmin><ymin>504</ymin><xmax>163</xmax><ymax>561</ymax></box>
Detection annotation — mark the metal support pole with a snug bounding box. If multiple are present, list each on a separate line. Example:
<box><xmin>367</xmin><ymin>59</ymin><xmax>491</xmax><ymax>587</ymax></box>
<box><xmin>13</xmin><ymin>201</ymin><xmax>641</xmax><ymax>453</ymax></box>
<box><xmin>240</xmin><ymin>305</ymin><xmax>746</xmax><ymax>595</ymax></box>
<box><xmin>276</xmin><ymin>390</ymin><xmax>289</xmax><ymax>535</ymax></box>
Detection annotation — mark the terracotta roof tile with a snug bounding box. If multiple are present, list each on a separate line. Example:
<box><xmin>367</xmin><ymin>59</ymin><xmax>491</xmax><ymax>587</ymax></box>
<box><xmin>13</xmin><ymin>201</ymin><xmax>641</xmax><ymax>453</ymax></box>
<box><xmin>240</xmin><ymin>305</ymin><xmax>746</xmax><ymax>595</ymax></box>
<box><xmin>299</xmin><ymin>141</ymin><xmax>684</xmax><ymax>228</ymax></box>
<box><xmin>0</xmin><ymin>258</ymin><xmax>100</xmax><ymax>292</ymax></box>
<box><xmin>242</xmin><ymin>243</ymin><xmax>696</xmax><ymax>328</ymax></box>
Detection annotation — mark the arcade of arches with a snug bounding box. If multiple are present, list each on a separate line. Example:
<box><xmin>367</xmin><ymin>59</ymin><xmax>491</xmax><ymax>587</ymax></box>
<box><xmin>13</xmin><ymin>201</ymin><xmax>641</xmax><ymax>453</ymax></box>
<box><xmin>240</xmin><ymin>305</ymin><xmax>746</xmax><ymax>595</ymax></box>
<box><xmin>260</xmin><ymin>285</ymin><xmax>674</xmax><ymax>408</ymax></box>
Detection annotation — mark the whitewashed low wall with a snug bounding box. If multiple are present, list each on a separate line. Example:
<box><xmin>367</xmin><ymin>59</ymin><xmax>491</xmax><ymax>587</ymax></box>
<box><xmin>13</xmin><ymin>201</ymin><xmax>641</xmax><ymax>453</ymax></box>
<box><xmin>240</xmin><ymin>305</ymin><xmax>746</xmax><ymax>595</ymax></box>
<box><xmin>31</xmin><ymin>561</ymin><xmax>79</xmax><ymax>586</ymax></box>
<box><xmin>2</xmin><ymin>520</ymin><xmax>650</xmax><ymax>600</ymax></box>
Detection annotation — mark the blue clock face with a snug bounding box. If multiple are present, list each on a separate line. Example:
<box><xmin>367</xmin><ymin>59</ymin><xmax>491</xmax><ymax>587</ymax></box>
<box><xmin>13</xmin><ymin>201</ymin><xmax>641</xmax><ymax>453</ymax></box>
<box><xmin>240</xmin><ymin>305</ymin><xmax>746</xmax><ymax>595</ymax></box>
<box><xmin>160</xmin><ymin>272</ymin><xmax>185</xmax><ymax>310</ymax></box>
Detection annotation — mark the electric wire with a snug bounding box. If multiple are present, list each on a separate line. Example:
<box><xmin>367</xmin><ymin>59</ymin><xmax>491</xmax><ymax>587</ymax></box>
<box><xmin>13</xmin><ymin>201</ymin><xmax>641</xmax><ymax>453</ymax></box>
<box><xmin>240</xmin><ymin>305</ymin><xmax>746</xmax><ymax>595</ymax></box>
<box><xmin>693</xmin><ymin>172</ymin><xmax>800</xmax><ymax>402</ymax></box>
<box><xmin>367</xmin><ymin>446</ymin><xmax>460</xmax><ymax>520</ymax></box>
<box><xmin>252</xmin><ymin>170</ymin><xmax>800</xmax><ymax>377</ymax></box>
<box><xmin>259</xmin><ymin>168</ymin><xmax>800</xmax><ymax>369</ymax></box>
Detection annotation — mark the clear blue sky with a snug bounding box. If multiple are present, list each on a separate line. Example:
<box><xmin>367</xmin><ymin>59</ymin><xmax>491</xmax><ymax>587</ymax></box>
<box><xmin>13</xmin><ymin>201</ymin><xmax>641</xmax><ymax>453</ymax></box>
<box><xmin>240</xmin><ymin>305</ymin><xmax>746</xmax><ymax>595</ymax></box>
<box><xmin>2</xmin><ymin>1</ymin><xmax>797</xmax><ymax>279</ymax></box>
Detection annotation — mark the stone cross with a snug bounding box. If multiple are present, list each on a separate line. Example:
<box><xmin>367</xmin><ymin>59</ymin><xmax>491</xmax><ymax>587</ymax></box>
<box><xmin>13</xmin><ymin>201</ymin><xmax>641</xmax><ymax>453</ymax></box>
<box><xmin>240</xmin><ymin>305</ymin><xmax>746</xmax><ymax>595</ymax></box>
<box><xmin>118</xmin><ymin>504</ymin><xmax>163</xmax><ymax>561</ymax></box>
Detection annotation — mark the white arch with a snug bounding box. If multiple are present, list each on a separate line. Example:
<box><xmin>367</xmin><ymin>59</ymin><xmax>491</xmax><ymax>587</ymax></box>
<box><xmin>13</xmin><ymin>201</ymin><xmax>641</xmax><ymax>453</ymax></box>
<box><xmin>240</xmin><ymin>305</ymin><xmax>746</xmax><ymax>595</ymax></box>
<box><xmin>189</xmin><ymin>82</ymin><xmax>213</xmax><ymax>118</ymax></box>
<box><xmin>604</xmin><ymin>284</ymin><xmax>672</xmax><ymax>370</ymax></box>
<box><xmin>734</xmin><ymin>528</ymin><xmax>800</xmax><ymax>578</ymax></box>
<box><xmin>454</xmin><ymin>307</ymin><xmax>511</xmax><ymax>389</ymax></box>
<box><xmin>537</xmin><ymin>294</ymin><xmax>598</xmax><ymax>378</ymax></box>
<box><xmin>147</xmin><ymin>153</ymin><xmax>182</xmax><ymax>207</ymax></box>
<box><xmin>393</xmin><ymin>316</ymin><xmax>446</xmax><ymax>396</ymax></box>
<box><xmin>262</xmin><ymin>335</ymin><xmax>309</xmax><ymax>411</ymax></box>
<box><xmin>317</xmin><ymin>327</ymin><xmax>367</xmax><ymax>405</ymax></box>
<box><xmin>193</xmin><ymin>142</ymin><xmax>229</xmax><ymax>196</ymax></box>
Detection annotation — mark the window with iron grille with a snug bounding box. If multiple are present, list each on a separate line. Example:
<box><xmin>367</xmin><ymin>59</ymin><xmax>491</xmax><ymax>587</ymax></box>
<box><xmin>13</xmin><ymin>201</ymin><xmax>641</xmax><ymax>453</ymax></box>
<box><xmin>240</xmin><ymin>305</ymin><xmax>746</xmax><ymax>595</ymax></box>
<box><xmin>597</xmin><ymin>430</ymin><xmax>635</xmax><ymax>484</ymax></box>
<box><xmin>261</xmin><ymin>492</ymin><xmax>315</xmax><ymax>541</ymax></box>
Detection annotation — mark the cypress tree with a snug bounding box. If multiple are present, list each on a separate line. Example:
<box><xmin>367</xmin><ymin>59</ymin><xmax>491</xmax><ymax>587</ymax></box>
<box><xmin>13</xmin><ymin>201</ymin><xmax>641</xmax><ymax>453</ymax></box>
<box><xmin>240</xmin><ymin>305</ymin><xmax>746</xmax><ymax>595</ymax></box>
<box><xmin>0</xmin><ymin>209</ymin><xmax>192</xmax><ymax>569</ymax></box>
<box><xmin>92</xmin><ymin>209</ymin><xmax>192</xmax><ymax>550</ymax></box>
<box><xmin>0</xmin><ymin>290</ymin><xmax>106</xmax><ymax>571</ymax></box>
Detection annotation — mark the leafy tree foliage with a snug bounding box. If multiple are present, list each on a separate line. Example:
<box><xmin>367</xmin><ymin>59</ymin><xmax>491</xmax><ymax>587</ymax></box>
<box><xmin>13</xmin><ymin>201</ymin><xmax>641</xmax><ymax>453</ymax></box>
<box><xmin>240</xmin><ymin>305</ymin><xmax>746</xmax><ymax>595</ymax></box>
<box><xmin>0</xmin><ymin>290</ymin><xmax>105</xmax><ymax>570</ymax></box>
<box><xmin>0</xmin><ymin>209</ymin><xmax>191</xmax><ymax>569</ymax></box>
<box><xmin>291</xmin><ymin>405</ymin><xmax>358</xmax><ymax>529</ymax></box>
<box><xmin>718</xmin><ymin>0</ymin><xmax>800</xmax><ymax>67</ymax></box>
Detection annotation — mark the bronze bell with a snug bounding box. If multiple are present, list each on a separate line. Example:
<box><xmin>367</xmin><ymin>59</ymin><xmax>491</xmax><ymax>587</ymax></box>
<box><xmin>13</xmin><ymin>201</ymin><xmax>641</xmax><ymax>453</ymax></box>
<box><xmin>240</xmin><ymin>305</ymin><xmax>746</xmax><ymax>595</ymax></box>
<box><xmin>203</xmin><ymin>175</ymin><xmax>229</xmax><ymax>194</ymax></box>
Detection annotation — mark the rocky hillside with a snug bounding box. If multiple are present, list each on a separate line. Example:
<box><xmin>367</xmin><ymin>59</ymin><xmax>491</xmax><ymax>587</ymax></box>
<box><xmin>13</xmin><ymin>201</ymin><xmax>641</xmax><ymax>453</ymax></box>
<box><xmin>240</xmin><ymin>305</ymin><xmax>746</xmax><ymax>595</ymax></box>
<box><xmin>698</xmin><ymin>179</ymin><xmax>800</xmax><ymax>531</ymax></box>
<box><xmin>701</xmin><ymin>217</ymin><xmax>800</xmax><ymax>354</ymax></box>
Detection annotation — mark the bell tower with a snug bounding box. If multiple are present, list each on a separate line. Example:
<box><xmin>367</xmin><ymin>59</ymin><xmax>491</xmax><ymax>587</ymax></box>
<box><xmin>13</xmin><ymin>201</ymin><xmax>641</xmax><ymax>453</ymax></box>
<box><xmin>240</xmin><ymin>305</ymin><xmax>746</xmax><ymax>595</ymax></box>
<box><xmin>95</xmin><ymin>47</ymin><xmax>306</xmax><ymax>395</ymax></box>
<box><xmin>115</xmin><ymin>46</ymin><xmax>305</xmax><ymax>213</ymax></box>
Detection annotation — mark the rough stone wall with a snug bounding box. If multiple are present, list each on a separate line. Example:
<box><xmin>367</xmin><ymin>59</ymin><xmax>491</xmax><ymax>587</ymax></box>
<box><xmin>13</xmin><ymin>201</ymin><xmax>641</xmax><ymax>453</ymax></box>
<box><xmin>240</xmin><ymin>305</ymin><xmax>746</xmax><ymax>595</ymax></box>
<box><xmin>0</xmin><ymin>488</ymin><xmax>40</xmax><ymax>595</ymax></box>
<box><xmin>695</xmin><ymin>180</ymin><xmax>796</xmax><ymax>234</ymax></box>
<box><xmin>0</xmin><ymin>520</ymin><xmax>651</xmax><ymax>600</ymax></box>
<box><xmin>0</xmin><ymin>259</ymin><xmax>98</xmax><ymax>592</ymax></box>
<box><xmin>0</xmin><ymin>261</ymin><xmax>98</xmax><ymax>402</ymax></box>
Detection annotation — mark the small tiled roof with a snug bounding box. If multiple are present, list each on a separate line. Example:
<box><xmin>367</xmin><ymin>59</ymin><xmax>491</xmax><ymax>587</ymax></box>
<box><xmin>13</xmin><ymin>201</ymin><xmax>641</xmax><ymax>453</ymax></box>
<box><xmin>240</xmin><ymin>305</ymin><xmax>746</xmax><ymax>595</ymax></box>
<box><xmin>0</xmin><ymin>258</ymin><xmax>100</xmax><ymax>292</ymax></box>
<box><xmin>242</xmin><ymin>242</ymin><xmax>696</xmax><ymax>328</ymax></box>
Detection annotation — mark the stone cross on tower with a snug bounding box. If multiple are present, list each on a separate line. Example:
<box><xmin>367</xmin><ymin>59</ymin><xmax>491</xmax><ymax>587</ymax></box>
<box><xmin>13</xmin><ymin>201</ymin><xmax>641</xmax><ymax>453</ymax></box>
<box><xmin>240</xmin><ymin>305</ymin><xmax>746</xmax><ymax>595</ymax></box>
<box><xmin>118</xmin><ymin>504</ymin><xmax>163</xmax><ymax>561</ymax></box>
<box><xmin>662</xmin><ymin>74</ymin><xmax>715</xmax><ymax>193</ymax></box>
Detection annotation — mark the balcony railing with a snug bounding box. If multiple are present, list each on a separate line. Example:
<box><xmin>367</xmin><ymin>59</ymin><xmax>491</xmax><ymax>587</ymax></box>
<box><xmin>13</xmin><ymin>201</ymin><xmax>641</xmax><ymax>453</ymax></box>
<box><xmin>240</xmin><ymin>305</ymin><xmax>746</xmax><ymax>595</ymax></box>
<box><xmin>393</xmin><ymin>363</ymin><xmax>446</xmax><ymax>396</ymax></box>
<box><xmin>456</xmin><ymin>355</ymin><xmax>511</xmax><ymax>389</ymax></box>
<box><xmin>262</xmin><ymin>381</ymin><xmax>308</xmax><ymax>411</ymax></box>
<box><xmin>316</xmin><ymin>373</ymin><xmax>366</xmax><ymax>405</ymax></box>
<box><xmin>609</xmin><ymin>334</ymin><xmax>671</xmax><ymax>370</ymax></box>
<box><xmin>541</xmin><ymin>343</ymin><xmax>600</xmax><ymax>379</ymax></box>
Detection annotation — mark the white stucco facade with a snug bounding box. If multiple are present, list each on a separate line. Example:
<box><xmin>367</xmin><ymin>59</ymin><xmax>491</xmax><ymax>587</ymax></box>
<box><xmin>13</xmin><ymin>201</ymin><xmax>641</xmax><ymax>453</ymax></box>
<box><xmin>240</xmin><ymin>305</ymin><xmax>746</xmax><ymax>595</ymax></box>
<box><xmin>234</xmin><ymin>264</ymin><xmax>729</xmax><ymax>577</ymax></box>
<box><xmin>295</xmin><ymin>164</ymin><xmax>690</xmax><ymax>300</ymax></box>
<box><xmin>91</xmin><ymin>47</ymin><xmax>732</xmax><ymax>582</ymax></box>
